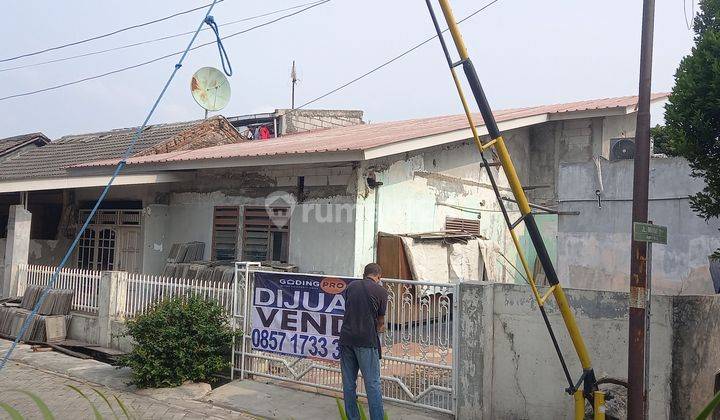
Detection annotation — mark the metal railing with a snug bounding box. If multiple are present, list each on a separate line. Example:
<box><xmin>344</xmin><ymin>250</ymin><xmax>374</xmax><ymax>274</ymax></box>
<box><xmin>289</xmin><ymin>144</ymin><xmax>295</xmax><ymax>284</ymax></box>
<box><xmin>19</xmin><ymin>264</ymin><xmax>101</xmax><ymax>314</ymax></box>
<box><xmin>232</xmin><ymin>266</ymin><xmax>458</xmax><ymax>415</ymax></box>
<box><xmin>122</xmin><ymin>273</ymin><xmax>234</xmax><ymax>318</ymax></box>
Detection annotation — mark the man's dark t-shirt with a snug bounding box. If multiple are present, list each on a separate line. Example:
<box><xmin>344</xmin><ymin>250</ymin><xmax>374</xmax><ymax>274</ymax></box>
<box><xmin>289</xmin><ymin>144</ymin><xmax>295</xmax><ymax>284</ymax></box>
<box><xmin>339</xmin><ymin>278</ymin><xmax>388</xmax><ymax>349</ymax></box>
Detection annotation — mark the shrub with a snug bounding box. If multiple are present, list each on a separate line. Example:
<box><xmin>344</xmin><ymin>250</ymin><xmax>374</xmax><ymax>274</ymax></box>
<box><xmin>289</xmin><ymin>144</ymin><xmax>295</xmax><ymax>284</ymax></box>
<box><xmin>119</xmin><ymin>295</ymin><xmax>236</xmax><ymax>388</ymax></box>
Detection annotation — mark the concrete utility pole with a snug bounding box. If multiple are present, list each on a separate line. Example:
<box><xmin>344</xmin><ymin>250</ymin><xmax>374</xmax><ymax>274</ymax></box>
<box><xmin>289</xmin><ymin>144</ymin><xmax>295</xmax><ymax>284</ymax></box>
<box><xmin>627</xmin><ymin>0</ymin><xmax>655</xmax><ymax>418</ymax></box>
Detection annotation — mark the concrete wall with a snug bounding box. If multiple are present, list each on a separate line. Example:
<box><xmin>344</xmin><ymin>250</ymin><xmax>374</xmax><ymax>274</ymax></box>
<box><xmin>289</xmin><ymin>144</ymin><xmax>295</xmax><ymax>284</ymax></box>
<box><xmin>671</xmin><ymin>295</ymin><xmax>720</xmax><ymax>419</ymax></box>
<box><xmin>455</xmin><ymin>282</ymin><xmax>676</xmax><ymax>419</ymax></box>
<box><xmin>277</xmin><ymin>109</ymin><xmax>364</xmax><ymax>135</ymax></box>
<box><xmin>528</xmin><ymin>114</ymin><xmax>637</xmax><ymax>207</ymax></box>
<box><xmin>557</xmin><ymin>157</ymin><xmax>720</xmax><ymax>294</ymax></box>
<box><xmin>490</xmin><ymin>283</ymin><xmax>673</xmax><ymax>419</ymax></box>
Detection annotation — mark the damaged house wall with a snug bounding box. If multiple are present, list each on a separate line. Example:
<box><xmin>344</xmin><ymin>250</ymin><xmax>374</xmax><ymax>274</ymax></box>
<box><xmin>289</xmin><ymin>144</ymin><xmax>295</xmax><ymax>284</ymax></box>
<box><xmin>557</xmin><ymin>157</ymin><xmax>720</xmax><ymax>294</ymax></box>
<box><xmin>158</xmin><ymin>165</ymin><xmax>359</xmax><ymax>276</ymax></box>
<box><xmin>357</xmin><ymin>127</ymin><xmax>532</xmax><ymax>281</ymax></box>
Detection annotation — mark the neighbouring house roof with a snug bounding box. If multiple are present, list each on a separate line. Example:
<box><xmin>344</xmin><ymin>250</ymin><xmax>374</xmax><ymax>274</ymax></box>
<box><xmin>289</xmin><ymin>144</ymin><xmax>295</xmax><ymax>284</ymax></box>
<box><xmin>0</xmin><ymin>116</ymin><xmax>243</xmax><ymax>181</ymax></box>
<box><xmin>75</xmin><ymin>93</ymin><xmax>668</xmax><ymax>171</ymax></box>
<box><xmin>0</xmin><ymin>132</ymin><xmax>49</xmax><ymax>157</ymax></box>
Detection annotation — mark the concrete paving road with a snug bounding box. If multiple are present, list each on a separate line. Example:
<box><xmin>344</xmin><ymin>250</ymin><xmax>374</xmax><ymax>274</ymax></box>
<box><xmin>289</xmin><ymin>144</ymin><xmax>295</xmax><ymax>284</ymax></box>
<box><xmin>0</xmin><ymin>360</ymin><xmax>253</xmax><ymax>419</ymax></box>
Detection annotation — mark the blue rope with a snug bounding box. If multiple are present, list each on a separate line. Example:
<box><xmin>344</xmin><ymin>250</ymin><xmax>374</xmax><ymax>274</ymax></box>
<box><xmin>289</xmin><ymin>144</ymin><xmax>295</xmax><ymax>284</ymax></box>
<box><xmin>204</xmin><ymin>15</ymin><xmax>233</xmax><ymax>76</ymax></box>
<box><xmin>0</xmin><ymin>0</ymin><xmax>222</xmax><ymax>372</ymax></box>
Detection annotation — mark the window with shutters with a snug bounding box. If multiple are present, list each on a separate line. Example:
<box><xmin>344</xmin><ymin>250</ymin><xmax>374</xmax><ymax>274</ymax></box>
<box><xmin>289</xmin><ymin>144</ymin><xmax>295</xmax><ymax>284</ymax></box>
<box><xmin>211</xmin><ymin>206</ymin><xmax>240</xmax><ymax>261</ymax></box>
<box><xmin>445</xmin><ymin>216</ymin><xmax>480</xmax><ymax>236</ymax></box>
<box><xmin>242</xmin><ymin>206</ymin><xmax>290</xmax><ymax>262</ymax></box>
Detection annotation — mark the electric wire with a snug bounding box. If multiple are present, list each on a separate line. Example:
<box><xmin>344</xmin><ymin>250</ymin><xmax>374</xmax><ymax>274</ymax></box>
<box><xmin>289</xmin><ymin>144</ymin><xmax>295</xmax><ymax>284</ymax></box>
<box><xmin>0</xmin><ymin>0</ymin><xmax>223</xmax><ymax>372</ymax></box>
<box><xmin>0</xmin><ymin>1</ymin><xmax>325</xmax><ymax>74</ymax></box>
<box><xmin>295</xmin><ymin>0</ymin><xmax>501</xmax><ymax>110</ymax></box>
<box><xmin>0</xmin><ymin>1</ymin><xmax>223</xmax><ymax>63</ymax></box>
<box><xmin>0</xmin><ymin>1</ymin><xmax>330</xmax><ymax>102</ymax></box>
<box><xmin>683</xmin><ymin>0</ymin><xmax>695</xmax><ymax>30</ymax></box>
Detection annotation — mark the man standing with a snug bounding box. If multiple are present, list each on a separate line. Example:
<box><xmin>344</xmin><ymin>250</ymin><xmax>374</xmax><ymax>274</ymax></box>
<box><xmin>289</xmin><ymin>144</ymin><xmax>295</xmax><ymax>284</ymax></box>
<box><xmin>339</xmin><ymin>263</ymin><xmax>388</xmax><ymax>420</ymax></box>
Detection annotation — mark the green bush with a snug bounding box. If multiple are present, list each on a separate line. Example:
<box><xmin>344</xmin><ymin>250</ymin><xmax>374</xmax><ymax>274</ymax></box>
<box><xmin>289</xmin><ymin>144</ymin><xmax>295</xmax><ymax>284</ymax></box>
<box><xmin>119</xmin><ymin>295</ymin><xmax>237</xmax><ymax>388</ymax></box>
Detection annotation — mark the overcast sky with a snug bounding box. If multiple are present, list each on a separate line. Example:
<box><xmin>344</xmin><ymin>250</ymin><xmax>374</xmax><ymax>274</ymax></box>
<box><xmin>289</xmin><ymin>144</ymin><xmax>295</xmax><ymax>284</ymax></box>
<box><xmin>1</xmin><ymin>0</ymin><xmax>696</xmax><ymax>139</ymax></box>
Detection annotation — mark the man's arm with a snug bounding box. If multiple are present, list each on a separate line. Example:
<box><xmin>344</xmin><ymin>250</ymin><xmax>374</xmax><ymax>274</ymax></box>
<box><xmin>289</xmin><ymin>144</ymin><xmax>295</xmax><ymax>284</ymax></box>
<box><xmin>376</xmin><ymin>288</ymin><xmax>388</xmax><ymax>333</ymax></box>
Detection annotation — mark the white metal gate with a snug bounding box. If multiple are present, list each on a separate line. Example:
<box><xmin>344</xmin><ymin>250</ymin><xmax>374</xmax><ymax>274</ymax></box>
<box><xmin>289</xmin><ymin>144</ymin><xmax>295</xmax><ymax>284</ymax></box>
<box><xmin>231</xmin><ymin>263</ymin><xmax>458</xmax><ymax>415</ymax></box>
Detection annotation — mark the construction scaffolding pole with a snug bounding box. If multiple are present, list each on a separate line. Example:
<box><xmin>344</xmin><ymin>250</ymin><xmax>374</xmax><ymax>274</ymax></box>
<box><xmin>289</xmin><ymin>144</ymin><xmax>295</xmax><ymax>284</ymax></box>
<box><xmin>627</xmin><ymin>0</ymin><xmax>656</xmax><ymax>418</ymax></box>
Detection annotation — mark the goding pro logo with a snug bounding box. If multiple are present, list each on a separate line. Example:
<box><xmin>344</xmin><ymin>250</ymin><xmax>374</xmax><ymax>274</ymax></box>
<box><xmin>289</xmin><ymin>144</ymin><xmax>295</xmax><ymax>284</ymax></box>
<box><xmin>264</xmin><ymin>191</ymin><xmax>296</xmax><ymax>228</ymax></box>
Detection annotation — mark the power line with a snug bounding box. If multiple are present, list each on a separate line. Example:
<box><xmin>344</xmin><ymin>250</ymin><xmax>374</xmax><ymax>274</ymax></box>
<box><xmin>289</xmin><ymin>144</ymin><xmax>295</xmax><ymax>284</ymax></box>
<box><xmin>0</xmin><ymin>1</ymin><xmax>324</xmax><ymax>73</ymax></box>
<box><xmin>0</xmin><ymin>0</ymin><xmax>222</xmax><ymax>372</ymax></box>
<box><xmin>1</xmin><ymin>1</ymin><xmax>225</xmax><ymax>63</ymax></box>
<box><xmin>296</xmin><ymin>0</ymin><xmax>500</xmax><ymax>109</ymax></box>
<box><xmin>683</xmin><ymin>0</ymin><xmax>695</xmax><ymax>30</ymax></box>
<box><xmin>0</xmin><ymin>1</ymin><xmax>330</xmax><ymax>102</ymax></box>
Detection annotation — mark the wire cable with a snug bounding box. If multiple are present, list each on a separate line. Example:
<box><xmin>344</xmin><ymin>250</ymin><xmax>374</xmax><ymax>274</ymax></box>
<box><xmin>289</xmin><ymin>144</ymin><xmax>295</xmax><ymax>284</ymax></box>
<box><xmin>295</xmin><ymin>0</ymin><xmax>500</xmax><ymax>109</ymax></box>
<box><xmin>683</xmin><ymin>0</ymin><xmax>695</xmax><ymax>30</ymax></box>
<box><xmin>204</xmin><ymin>16</ymin><xmax>233</xmax><ymax>76</ymax></box>
<box><xmin>0</xmin><ymin>1</ymin><xmax>325</xmax><ymax>74</ymax></box>
<box><xmin>0</xmin><ymin>1</ymin><xmax>330</xmax><ymax>102</ymax></box>
<box><xmin>0</xmin><ymin>0</ymin><xmax>223</xmax><ymax>372</ymax></box>
<box><xmin>0</xmin><ymin>1</ymin><xmax>223</xmax><ymax>63</ymax></box>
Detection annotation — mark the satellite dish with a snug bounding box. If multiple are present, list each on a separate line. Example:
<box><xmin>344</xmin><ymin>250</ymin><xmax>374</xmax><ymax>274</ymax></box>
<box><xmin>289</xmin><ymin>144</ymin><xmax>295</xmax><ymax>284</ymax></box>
<box><xmin>191</xmin><ymin>67</ymin><xmax>231</xmax><ymax>115</ymax></box>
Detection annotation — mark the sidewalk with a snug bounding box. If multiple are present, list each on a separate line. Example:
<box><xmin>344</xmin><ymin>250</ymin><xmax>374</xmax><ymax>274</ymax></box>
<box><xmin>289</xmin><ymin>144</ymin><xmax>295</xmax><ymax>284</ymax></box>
<box><xmin>206</xmin><ymin>379</ymin><xmax>453</xmax><ymax>420</ymax></box>
<box><xmin>0</xmin><ymin>339</ymin><xmax>453</xmax><ymax>419</ymax></box>
<box><xmin>0</xmin><ymin>339</ymin><xmax>253</xmax><ymax>419</ymax></box>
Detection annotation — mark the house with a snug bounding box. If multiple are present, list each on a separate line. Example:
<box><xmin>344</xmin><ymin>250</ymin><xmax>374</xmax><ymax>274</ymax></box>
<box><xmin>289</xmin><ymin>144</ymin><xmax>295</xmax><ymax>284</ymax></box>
<box><xmin>6</xmin><ymin>94</ymin><xmax>704</xmax><ymax>298</ymax></box>
<box><xmin>0</xmin><ymin>132</ymin><xmax>49</xmax><ymax>163</ymax></box>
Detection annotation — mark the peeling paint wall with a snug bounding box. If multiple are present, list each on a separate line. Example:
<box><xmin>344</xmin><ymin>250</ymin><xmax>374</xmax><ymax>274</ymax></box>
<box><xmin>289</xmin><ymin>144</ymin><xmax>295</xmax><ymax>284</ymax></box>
<box><xmin>457</xmin><ymin>282</ymin><xmax>674</xmax><ymax>419</ymax></box>
<box><xmin>360</xmin><ymin>128</ymin><xmax>533</xmax><ymax>281</ymax></box>
<box><xmin>557</xmin><ymin>157</ymin><xmax>720</xmax><ymax>294</ymax></box>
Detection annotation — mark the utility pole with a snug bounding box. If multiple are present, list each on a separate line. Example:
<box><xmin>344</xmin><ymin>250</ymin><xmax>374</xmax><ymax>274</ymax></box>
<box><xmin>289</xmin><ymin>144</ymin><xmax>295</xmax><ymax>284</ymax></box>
<box><xmin>628</xmin><ymin>0</ymin><xmax>655</xmax><ymax>418</ymax></box>
<box><xmin>291</xmin><ymin>60</ymin><xmax>298</xmax><ymax>109</ymax></box>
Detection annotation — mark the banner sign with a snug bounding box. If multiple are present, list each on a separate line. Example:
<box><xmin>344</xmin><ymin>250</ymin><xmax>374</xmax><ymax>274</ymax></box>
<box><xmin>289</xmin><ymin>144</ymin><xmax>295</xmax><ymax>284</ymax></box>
<box><xmin>250</xmin><ymin>271</ymin><xmax>356</xmax><ymax>361</ymax></box>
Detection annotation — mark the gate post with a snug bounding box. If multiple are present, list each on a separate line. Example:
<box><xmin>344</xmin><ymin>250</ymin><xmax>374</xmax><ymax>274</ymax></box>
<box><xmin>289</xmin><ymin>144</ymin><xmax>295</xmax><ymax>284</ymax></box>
<box><xmin>455</xmin><ymin>281</ymin><xmax>495</xmax><ymax>419</ymax></box>
<box><xmin>97</xmin><ymin>271</ymin><xmax>128</xmax><ymax>347</ymax></box>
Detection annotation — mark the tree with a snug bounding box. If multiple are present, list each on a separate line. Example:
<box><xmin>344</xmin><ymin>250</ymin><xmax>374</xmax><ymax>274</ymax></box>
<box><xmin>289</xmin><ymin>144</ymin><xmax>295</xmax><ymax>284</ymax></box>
<box><xmin>664</xmin><ymin>0</ymin><xmax>720</xmax><ymax>256</ymax></box>
<box><xmin>650</xmin><ymin>124</ymin><xmax>674</xmax><ymax>155</ymax></box>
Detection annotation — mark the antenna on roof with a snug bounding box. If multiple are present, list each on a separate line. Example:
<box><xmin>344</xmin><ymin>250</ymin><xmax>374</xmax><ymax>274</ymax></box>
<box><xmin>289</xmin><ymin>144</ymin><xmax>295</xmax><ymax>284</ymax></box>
<box><xmin>191</xmin><ymin>67</ymin><xmax>231</xmax><ymax>119</ymax></box>
<box><xmin>291</xmin><ymin>60</ymin><xmax>298</xmax><ymax>109</ymax></box>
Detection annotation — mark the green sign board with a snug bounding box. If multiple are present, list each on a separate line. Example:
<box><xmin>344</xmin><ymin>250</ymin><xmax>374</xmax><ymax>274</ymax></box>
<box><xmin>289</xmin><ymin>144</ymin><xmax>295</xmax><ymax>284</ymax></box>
<box><xmin>633</xmin><ymin>222</ymin><xmax>667</xmax><ymax>244</ymax></box>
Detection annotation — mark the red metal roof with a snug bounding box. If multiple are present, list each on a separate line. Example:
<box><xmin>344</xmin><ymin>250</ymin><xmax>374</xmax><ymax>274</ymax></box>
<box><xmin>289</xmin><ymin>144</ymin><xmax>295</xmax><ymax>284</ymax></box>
<box><xmin>77</xmin><ymin>93</ymin><xmax>668</xmax><ymax>168</ymax></box>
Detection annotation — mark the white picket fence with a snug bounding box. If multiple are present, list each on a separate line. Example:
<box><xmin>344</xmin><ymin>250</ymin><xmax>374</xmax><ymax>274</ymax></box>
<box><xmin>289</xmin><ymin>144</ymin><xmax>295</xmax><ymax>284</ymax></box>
<box><xmin>16</xmin><ymin>265</ymin><xmax>234</xmax><ymax>319</ymax></box>
<box><xmin>19</xmin><ymin>264</ymin><xmax>101</xmax><ymax>314</ymax></box>
<box><xmin>121</xmin><ymin>273</ymin><xmax>234</xmax><ymax>318</ymax></box>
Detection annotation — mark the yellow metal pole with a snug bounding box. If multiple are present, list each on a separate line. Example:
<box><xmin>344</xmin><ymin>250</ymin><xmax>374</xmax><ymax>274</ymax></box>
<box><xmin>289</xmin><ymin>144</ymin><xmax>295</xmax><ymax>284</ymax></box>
<box><xmin>574</xmin><ymin>389</ymin><xmax>585</xmax><ymax>420</ymax></box>
<box><xmin>430</xmin><ymin>0</ymin><xmax>600</xmax><ymax>412</ymax></box>
<box><xmin>593</xmin><ymin>391</ymin><xmax>606</xmax><ymax>420</ymax></box>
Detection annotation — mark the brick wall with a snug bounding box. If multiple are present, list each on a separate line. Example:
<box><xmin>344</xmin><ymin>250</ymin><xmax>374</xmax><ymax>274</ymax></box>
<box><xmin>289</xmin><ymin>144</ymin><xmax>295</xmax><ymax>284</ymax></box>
<box><xmin>133</xmin><ymin>116</ymin><xmax>245</xmax><ymax>157</ymax></box>
<box><xmin>276</xmin><ymin>109</ymin><xmax>364</xmax><ymax>134</ymax></box>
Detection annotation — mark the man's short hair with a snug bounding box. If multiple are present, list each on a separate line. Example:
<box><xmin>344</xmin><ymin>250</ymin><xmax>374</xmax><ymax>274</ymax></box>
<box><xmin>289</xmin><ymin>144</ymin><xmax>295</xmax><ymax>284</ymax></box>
<box><xmin>363</xmin><ymin>263</ymin><xmax>382</xmax><ymax>278</ymax></box>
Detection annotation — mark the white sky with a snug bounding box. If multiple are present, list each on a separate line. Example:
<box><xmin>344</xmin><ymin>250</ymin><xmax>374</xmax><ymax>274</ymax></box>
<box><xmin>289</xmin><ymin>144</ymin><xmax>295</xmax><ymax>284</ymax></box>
<box><xmin>0</xmin><ymin>0</ymin><xmax>697</xmax><ymax>139</ymax></box>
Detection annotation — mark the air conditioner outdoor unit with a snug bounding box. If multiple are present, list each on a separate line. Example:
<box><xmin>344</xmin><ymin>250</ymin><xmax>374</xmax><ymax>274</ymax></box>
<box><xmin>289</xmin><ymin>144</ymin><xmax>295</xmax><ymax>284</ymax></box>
<box><xmin>610</xmin><ymin>137</ymin><xmax>636</xmax><ymax>161</ymax></box>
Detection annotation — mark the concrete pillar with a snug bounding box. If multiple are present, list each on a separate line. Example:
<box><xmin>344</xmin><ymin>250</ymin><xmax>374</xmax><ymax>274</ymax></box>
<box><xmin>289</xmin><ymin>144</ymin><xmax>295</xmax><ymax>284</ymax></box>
<box><xmin>455</xmin><ymin>281</ymin><xmax>495</xmax><ymax>419</ymax></box>
<box><xmin>97</xmin><ymin>271</ymin><xmax>128</xmax><ymax>347</ymax></box>
<box><xmin>2</xmin><ymin>205</ymin><xmax>32</xmax><ymax>298</ymax></box>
